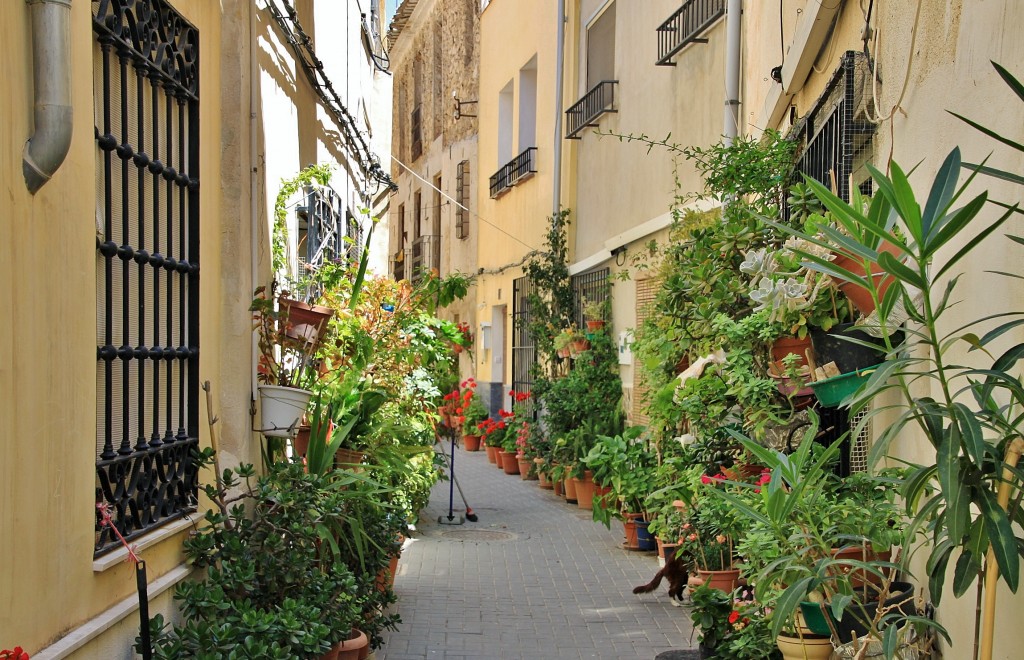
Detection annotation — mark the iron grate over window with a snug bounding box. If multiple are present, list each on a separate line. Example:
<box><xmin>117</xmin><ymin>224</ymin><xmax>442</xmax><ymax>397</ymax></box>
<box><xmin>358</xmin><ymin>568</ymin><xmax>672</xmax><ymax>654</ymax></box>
<box><xmin>791</xmin><ymin>51</ymin><xmax>876</xmax><ymax>204</ymax></box>
<box><xmin>93</xmin><ymin>0</ymin><xmax>201</xmax><ymax>557</ymax></box>
<box><xmin>512</xmin><ymin>276</ymin><xmax>537</xmax><ymax>418</ymax></box>
<box><xmin>571</xmin><ymin>268</ymin><xmax>611</xmax><ymax>330</ymax></box>
<box><xmin>455</xmin><ymin>160</ymin><xmax>470</xmax><ymax>239</ymax></box>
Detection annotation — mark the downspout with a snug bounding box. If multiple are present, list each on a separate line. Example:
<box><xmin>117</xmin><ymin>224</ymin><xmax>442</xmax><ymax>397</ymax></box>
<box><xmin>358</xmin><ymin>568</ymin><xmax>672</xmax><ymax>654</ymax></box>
<box><xmin>723</xmin><ymin>0</ymin><xmax>741</xmax><ymax>147</ymax></box>
<box><xmin>552</xmin><ymin>0</ymin><xmax>566</xmax><ymax>221</ymax></box>
<box><xmin>23</xmin><ymin>0</ymin><xmax>74</xmax><ymax>195</ymax></box>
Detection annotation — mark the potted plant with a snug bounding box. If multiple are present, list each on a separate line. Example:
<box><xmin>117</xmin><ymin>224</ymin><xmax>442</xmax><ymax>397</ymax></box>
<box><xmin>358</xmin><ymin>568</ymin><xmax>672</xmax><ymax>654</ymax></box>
<box><xmin>145</xmin><ymin>457</ymin><xmax>370</xmax><ymax>658</ymax></box>
<box><xmin>553</xmin><ymin>329</ymin><xmax>573</xmax><ymax>359</ymax></box>
<box><xmin>252</xmin><ymin>286</ymin><xmax>328</xmax><ymax>441</ymax></box>
<box><xmin>460</xmin><ymin>392</ymin><xmax>488</xmax><ymax>452</ymax></box>
<box><xmin>582</xmin><ymin>296</ymin><xmax>607</xmax><ymax>332</ymax></box>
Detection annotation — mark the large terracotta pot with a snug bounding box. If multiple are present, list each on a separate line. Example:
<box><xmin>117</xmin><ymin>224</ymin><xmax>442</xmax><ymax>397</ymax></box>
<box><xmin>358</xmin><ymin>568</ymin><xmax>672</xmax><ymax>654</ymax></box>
<box><xmin>563</xmin><ymin>476</ymin><xmax>578</xmax><ymax>503</ymax></box>
<box><xmin>623</xmin><ymin>512</ymin><xmax>646</xmax><ymax>550</ymax></box>
<box><xmin>573</xmin><ymin>470</ymin><xmax>597</xmax><ymax>510</ymax></box>
<box><xmin>553</xmin><ymin>478</ymin><xmax>564</xmax><ymax>497</ymax></box>
<box><xmin>517</xmin><ymin>456</ymin><xmax>534</xmax><ymax>479</ymax></box>
<box><xmin>337</xmin><ymin>628</ymin><xmax>369</xmax><ymax>660</ymax></box>
<box><xmin>775</xmin><ymin>632</ymin><xmax>833</xmax><ymax>660</ymax></box>
<box><xmin>535</xmin><ymin>458</ymin><xmax>552</xmax><ymax>489</ymax></box>
<box><xmin>831</xmin><ymin>546</ymin><xmax>892</xmax><ymax>588</ymax></box>
<box><xmin>831</xmin><ymin>240</ymin><xmax>903</xmax><ymax>316</ymax></box>
<box><xmin>463</xmin><ymin>434</ymin><xmax>482</xmax><ymax>452</ymax></box>
<box><xmin>697</xmin><ymin>568</ymin><xmax>740</xmax><ymax>592</ymax></box>
<box><xmin>771</xmin><ymin>335</ymin><xmax>813</xmax><ymax>368</ymax></box>
<box><xmin>500</xmin><ymin>450</ymin><xmax>520</xmax><ymax>475</ymax></box>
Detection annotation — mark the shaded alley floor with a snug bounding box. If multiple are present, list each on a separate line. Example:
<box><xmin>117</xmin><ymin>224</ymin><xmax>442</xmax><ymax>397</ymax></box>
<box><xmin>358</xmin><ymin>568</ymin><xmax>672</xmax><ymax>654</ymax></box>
<box><xmin>377</xmin><ymin>444</ymin><xmax>697</xmax><ymax>659</ymax></box>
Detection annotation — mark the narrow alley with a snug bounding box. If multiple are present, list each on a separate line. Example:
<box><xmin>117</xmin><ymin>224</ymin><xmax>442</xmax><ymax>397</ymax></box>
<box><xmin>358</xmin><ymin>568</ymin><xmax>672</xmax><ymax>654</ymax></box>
<box><xmin>379</xmin><ymin>443</ymin><xmax>696</xmax><ymax>659</ymax></box>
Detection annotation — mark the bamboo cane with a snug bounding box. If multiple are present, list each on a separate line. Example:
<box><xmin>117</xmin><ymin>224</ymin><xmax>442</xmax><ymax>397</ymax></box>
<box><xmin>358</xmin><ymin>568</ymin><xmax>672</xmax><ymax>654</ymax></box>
<box><xmin>979</xmin><ymin>437</ymin><xmax>1024</xmax><ymax>660</ymax></box>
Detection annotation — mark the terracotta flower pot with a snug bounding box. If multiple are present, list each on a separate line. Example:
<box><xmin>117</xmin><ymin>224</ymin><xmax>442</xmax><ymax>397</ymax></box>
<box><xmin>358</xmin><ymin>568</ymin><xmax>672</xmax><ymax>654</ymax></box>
<box><xmin>485</xmin><ymin>444</ymin><xmax>499</xmax><ymax>464</ymax></box>
<box><xmin>831</xmin><ymin>545</ymin><xmax>892</xmax><ymax>588</ymax></box>
<box><xmin>697</xmin><ymin>568</ymin><xmax>740</xmax><ymax>592</ymax></box>
<box><xmin>375</xmin><ymin>553</ymin><xmax>400</xmax><ymax>593</ymax></box>
<box><xmin>517</xmin><ymin>456</ymin><xmax>535</xmax><ymax>479</ymax></box>
<box><xmin>337</xmin><ymin>628</ymin><xmax>369</xmax><ymax>660</ymax></box>
<box><xmin>553</xmin><ymin>478</ymin><xmax>564</xmax><ymax>497</ymax></box>
<box><xmin>573</xmin><ymin>470</ymin><xmax>597</xmax><ymax>510</ymax></box>
<box><xmin>571</xmin><ymin>338</ymin><xmax>591</xmax><ymax>354</ymax></box>
<box><xmin>463</xmin><ymin>434</ymin><xmax>482</xmax><ymax>452</ymax></box>
<box><xmin>771</xmin><ymin>335</ymin><xmax>813</xmax><ymax>369</ymax></box>
<box><xmin>335</xmin><ymin>448</ymin><xmax>365</xmax><ymax>466</ymax></box>
<box><xmin>830</xmin><ymin>240</ymin><xmax>903</xmax><ymax>316</ymax></box>
<box><xmin>279</xmin><ymin>297</ymin><xmax>334</xmax><ymax>345</ymax></box>
<box><xmin>500</xmin><ymin>450</ymin><xmax>520</xmax><ymax>475</ymax></box>
<box><xmin>585</xmin><ymin>319</ymin><xmax>606</xmax><ymax>331</ymax></box>
<box><xmin>293</xmin><ymin>425</ymin><xmax>311</xmax><ymax>456</ymax></box>
<box><xmin>563</xmin><ymin>476</ymin><xmax>578</xmax><ymax>503</ymax></box>
<box><xmin>623</xmin><ymin>512</ymin><xmax>646</xmax><ymax>550</ymax></box>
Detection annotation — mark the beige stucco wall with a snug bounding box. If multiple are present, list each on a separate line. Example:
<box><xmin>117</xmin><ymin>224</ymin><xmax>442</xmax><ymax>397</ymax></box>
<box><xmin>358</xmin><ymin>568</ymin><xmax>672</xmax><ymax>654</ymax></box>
<box><xmin>0</xmin><ymin>0</ymin><xmax>230</xmax><ymax>654</ymax></box>
<box><xmin>742</xmin><ymin>1</ymin><xmax>1024</xmax><ymax>656</ymax></box>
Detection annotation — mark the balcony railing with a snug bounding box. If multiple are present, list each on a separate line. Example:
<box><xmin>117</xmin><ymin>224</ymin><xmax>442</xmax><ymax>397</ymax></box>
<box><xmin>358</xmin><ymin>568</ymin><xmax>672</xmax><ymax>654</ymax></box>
<box><xmin>565</xmin><ymin>80</ymin><xmax>618</xmax><ymax>140</ymax></box>
<box><xmin>656</xmin><ymin>0</ymin><xmax>725</xmax><ymax>66</ymax></box>
<box><xmin>410</xmin><ymin>235</ymin><xmax>440</xmax><ymax>282</ymax></box>
<box><xmin>489</xmin><ymin>147</ymin><xmax>537</xmax><ymax>198</ymax></box>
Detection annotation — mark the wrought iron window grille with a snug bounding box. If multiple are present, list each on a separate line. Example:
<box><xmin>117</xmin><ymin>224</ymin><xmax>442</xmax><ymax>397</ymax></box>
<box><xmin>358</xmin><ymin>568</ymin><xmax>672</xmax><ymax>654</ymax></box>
<box><xmin>411</xmin><ymin>234</ymin><xmax>440</xmax><ymax>283</ymax></box>
<box><xmin>655</xmin><ymin>0</ymin><xmax>726</xmax><ymax>66</ymax></box>
<box><xmin>455</xmin><ymin>160</ymin><xmax>470</xmax><ymax>238</ymax></box>
<box><xmin>565</xmin><ymin>80</ymin><xmax>618</xmax><ymax>140</ymax></box>
<box><xmin>489</xmin><ymin>147</ymin><xmax>537</xmax><ymax>198</ymax></box>
<box><xmin>571</xmin><ymin>269</ymin><xmax>611</xmax><ymax>330</ymax></box>
<box><xmin>791</xmin><ymin>51</ymin><xmax>876</xmax><ymax>204</ymax></box>
<box><xmin>512</xmin><ymin>276</ymin><xmax>537</xmax><ymax>419</ymax></box>
<box><xmin>92</xmin><ymin>0</ymin><xmax>201</xmax><ymax>557</ymax></box>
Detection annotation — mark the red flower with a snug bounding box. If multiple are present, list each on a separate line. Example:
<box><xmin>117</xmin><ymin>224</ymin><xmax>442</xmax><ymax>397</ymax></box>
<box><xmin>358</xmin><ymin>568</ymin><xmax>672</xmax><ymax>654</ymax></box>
<box><xmin>728</xmin><ymin>611</ymin><xmax>740</xmax><ymax>624</ymax></box>
<box><xmin>0</xmin><ymin>648</ymin><xmax>29</xmax><ymax>660</ymax></box>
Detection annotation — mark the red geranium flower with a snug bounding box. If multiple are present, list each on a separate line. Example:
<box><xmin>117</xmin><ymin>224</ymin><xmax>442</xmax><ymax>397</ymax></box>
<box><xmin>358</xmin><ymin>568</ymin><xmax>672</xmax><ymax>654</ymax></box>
<box><xmin>728</xmin><ymin>611</ymin><xmax>740</xmax><ymax>624</ymax></box>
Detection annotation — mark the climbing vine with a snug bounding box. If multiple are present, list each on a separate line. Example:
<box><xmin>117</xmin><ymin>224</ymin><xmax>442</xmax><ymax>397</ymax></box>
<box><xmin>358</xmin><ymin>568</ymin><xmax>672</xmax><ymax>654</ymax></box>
<box><xmin>523</xmin><ymin>210</ymin><xmax>575</xmax><ymax>380</ymax></box>
<box><xmin>272</xmin><ymin>164</ymin><xmax>333</xmax><ymax>274</ymax></box>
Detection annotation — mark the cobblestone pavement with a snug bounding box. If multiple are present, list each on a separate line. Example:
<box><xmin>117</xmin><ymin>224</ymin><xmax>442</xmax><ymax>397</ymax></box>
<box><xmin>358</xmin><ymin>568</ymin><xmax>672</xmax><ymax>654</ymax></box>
<box><xmin>376</xmin><ymin>443</ymin><xmax>696</xmax><ymax>660</ymax></box>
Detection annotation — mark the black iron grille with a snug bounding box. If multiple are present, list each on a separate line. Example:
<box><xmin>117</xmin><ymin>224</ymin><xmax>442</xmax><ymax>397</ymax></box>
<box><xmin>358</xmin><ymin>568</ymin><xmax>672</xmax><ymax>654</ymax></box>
<box><xmin>792</xmin><ymin>51</ymin><xmax>876</xmax><ymax>203</ymax></box>
<box><xmin>489</xmin><ymin>147</ymin><xmax>537</xmax><ymax>198</ymax></box>
<box><xmin>565</xmin><ymin>80</ymin><xmax>618</xmax><ymax>139</ymax></box>
<box><xmin>655</xmin><ymin>0</ymin><xmax>726</xmax><ymax>66</ymax></box>
<box><xmin>512</xmin><ymin>276</ymin><xmax>537</xmax><ymax>418</ymax></box>
<box><xmin>572</xmin><ymin>268</ymin><xmax>611</xmax><ymax>330</ymax></box>
<box><xmin>93</xmin><ymin>0</ymin><xmax>200</xmax><ymax>557</ymax></box>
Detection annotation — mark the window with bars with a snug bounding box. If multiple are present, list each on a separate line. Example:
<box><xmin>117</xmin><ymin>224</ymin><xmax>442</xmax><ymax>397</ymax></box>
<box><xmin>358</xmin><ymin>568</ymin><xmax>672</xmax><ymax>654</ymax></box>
<box><xmin>455</xmin><ymin>160</ymin><xmax>470</xmax><ymax>239</ymax></box>
<box><xmin>571</xmin><ymin>268</ymin><xmax>611</xmax><ymax>329</ymax></box>
<box><xmin>792</xmin><ymin>51</ymin><xmax>876</xmax><ymax>203</ymax></box>
<box><xmin>512</xmin><ymin>276</ymin><xmax>537</xmax><ymax>419</ymax></box>
<box><xmin>299</xmin><ymin>184</ymin><xmax>350</xmax><ymax>282</ymax></box>
<box><xmin>411</xmin><ymin>105</ymin><xmax>423</xmax><ymax>160</ymax></box>
<box><xmin>92</xmin><ymin>0</ymin><xmax>200</xmax><ymax>557</ymax></box>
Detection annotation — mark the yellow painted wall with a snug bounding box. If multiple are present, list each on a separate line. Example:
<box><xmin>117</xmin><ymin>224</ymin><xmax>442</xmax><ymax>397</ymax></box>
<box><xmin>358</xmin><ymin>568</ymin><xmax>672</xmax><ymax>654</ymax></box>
<box><xmin>0</xmin><ymin>0</ymin><xmax>231</xmax><ymax>653</ymax></box>
<box><xmin>476</xmin><ymin>0</ymin><xmax>559</xmax><ymax>388</ymax></box>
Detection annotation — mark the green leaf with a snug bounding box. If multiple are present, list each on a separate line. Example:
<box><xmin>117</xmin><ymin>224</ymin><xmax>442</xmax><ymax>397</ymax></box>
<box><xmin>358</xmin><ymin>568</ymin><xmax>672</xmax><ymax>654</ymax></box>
<box><xmin>922</xmin><ymin>149</ymin><xmax>962</xmax><ymax>240</ymax></box>
<box><xmin>883</xmin><ymin>624</ymin><xmax>899</xmax><ymax>660</ymax></box>
<box><xmin>771</xmin><ymin>577</ymin><xmax>816</xmax><ymax>638</ymax></box>
<box><xmin>949</xmin><ymin>111</ymin><xmax>1024</xmax><ymax>154</ymax></box>
<box><xmin>877</xmin><ymin>250</ymin><xmax>926</xmax><ymax>289</ymax></box>
<box><xmin>936</xmin><ymin>203</ymin><xmax>1018</xmax><ymax>281</ymax></box>
<box><xmin>979</xmin><ymin>488</ymin><xmax>1020</xmax><ymax>591</ymax></box>
<box><xmin>952</xmin><ymin>403</ymin><xmax>986</xmax><ymax>464</ymax></box>
<box><xmin>925</xmin><ymin>192</ymin><xmax>988</xmax><ymax>259</ymax></box>
<box><xmin>993</xmin><ymin>61</ymin><xmax>1024</xmax><ymax>103</ymax></box>
<box><xmin>963</xmin><ymin>162</ymin><xmax>1024</xmax><ymax>186</ymax></box>
<box><xmin>888</xmin><ymin>160</ymin><xmax>924</xmax><ymax>240</ymax></box>
<box><xmin>937</xmin><ymin>423</ymin><xmax>969</xmax><ymax>543</ymax></box>
<box><xmin>952</xmin><ymin>548</ymin><xmax>981</xmax><ymax>598</ymax></box>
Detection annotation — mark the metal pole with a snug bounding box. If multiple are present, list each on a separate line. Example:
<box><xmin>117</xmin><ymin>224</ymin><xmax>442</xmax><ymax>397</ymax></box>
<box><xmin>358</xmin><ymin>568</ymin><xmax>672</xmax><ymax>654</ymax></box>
<box><xmin>723</xmin><ymin>0</ymin><xmax>742</xmax><ymax>146</ymax></box>
<box><xmin>552</xmin><ymin>0</ymin><xmax>566</xmax><ymax>220</ymax></box>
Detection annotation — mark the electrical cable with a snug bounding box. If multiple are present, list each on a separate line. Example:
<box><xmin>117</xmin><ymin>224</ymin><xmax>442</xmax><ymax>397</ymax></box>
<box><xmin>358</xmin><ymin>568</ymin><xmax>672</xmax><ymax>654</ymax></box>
<box><xmin>390</xmin><ymin>153</ymin><xmax>540</xmax><ymax>252</ymax></box>
<box><xmin>865</xmin><ymin>0</ymin><xmax>922</xmax><ymax>124</ymax></box>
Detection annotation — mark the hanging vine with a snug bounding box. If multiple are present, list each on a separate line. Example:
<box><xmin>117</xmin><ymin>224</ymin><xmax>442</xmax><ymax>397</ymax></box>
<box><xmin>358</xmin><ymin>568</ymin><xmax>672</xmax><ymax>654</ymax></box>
<box><xmin>272</xmin><ymin>164</ymin><xmax>333</xmax><ymax>275</ymax></box>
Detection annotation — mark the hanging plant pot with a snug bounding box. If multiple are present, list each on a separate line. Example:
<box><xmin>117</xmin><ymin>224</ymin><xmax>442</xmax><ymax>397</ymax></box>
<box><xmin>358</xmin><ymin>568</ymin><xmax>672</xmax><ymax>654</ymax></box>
<box><xmin>585</xmin><ymin>319</ymin><xmax>606</xmax><ymax>332</ymax></box>
<box><xmin>258</xmin><ymin>385</ymin><xmax>313</xmax><ymax>438</ymax></box>
<box><xmin>571</xmin><ymin>338</ymin><xmax>591</xmax><ymax>354</ymax></box>
<box><xmin>279</xmin><ymin>297</ymin><xmax>334</xmax><ymax>345</ymax></box>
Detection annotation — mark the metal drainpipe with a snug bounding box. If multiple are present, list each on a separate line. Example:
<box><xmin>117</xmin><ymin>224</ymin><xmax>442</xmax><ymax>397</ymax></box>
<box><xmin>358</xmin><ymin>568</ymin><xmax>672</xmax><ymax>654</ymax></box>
<box><xmin>23</xmin><ymin>0</ymin><xmax>74</xmax><ymax>195</ymax></box>
<box><xmin>723</xmin><ymin>0</ymin><xmax>741</xmax><ymax>147</ymax></box>
<box><xmin>552</xmin><ymin>0</ymin><xmax>566</xmax><ymax>222</ymax></box>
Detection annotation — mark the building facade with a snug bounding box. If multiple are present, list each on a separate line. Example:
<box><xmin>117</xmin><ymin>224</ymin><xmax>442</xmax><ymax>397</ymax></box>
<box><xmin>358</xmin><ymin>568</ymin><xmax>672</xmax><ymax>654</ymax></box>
<box><xmin>0</xmin><ymin>0</ymin><xmax>393</xmax><ymax>655</ymax></box>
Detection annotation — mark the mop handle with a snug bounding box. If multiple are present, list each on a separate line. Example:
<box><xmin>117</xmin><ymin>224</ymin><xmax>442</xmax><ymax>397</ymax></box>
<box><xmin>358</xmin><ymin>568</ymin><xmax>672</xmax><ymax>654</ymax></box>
<box><xmin>447</xmin><ymin>432</ymin><xmax>456</xmax><ymax>519</ymax></box>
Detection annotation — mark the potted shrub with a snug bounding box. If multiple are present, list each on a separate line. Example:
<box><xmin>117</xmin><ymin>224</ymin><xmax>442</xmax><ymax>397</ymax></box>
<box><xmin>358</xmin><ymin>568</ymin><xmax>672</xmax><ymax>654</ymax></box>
<box><xmin>145</xmin><ymin>457</ymin><xmax>369</xmax><ymax>658</ymax></box>
<box><xmin>582</xmin><ymin>296</ymin><xmax>607</xmax><ymax>332</ymax></box>
<box><xmin>460</xmin><ymin>394</ymin><xmax>488</xmax><ymax>452</ymax></box>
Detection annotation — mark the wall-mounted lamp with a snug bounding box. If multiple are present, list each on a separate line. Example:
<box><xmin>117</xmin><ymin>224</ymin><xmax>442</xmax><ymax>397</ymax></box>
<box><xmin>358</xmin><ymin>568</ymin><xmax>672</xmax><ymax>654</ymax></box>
<box><xmin>453</xmin><ymin>91</ymin><xmax>478</xmax><ymax>119</ymax></box>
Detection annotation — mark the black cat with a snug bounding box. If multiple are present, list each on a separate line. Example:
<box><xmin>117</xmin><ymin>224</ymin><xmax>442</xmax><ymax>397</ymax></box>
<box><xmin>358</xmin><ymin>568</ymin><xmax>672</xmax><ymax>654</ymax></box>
<box><xmin>633</xmin><ymin>550</ymin><xmax>690</xmax><ymax>606</ymax></box>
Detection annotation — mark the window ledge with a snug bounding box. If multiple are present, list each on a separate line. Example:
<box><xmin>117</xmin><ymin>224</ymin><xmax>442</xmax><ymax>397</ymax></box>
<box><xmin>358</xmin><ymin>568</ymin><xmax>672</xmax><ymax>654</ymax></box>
<box><xmin>93</xmin><ymin>515</ymin><xmax>196</xmax><ymax>573</ymax></box>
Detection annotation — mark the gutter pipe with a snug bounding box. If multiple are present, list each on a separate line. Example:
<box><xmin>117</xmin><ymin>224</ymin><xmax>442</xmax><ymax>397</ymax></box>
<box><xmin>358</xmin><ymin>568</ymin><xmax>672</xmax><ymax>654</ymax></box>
<box><xmin>24</xmin><ymin>0</ymin><xmax>74</xmax><ymax>195</ymax></box>
<box><xmin>552</xmin><ymin>0</ymin><xmax>565</xmax><ymax>221</ymax></box>
<box><xmin>723</xmin><ymin>0</ymin><xmax>741</xmax><ymax>146</ymax></box>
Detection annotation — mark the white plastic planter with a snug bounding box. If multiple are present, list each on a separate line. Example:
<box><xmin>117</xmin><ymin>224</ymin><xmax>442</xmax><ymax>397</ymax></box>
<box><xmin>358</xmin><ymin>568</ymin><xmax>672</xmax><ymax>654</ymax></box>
<box><xmin>258</xmin><ymin>385</ymin><xmax>312</xmax><ymax>438</ymax></box>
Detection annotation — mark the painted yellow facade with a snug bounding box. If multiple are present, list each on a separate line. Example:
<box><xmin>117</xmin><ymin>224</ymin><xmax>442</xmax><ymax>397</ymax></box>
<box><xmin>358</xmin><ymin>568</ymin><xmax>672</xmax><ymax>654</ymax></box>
<box><xmin>1</xmin><ymin>0</ymin><xmax>392</xmax><ymax>655</ymax></box>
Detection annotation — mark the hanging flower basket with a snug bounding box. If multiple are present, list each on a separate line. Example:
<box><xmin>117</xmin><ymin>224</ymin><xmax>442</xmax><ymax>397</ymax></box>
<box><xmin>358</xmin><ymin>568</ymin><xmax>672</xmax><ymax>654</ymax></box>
<box><xmin>258</xmin><ymin>385</ymin><xmax>313</xmax><ymax>438</ymax></box>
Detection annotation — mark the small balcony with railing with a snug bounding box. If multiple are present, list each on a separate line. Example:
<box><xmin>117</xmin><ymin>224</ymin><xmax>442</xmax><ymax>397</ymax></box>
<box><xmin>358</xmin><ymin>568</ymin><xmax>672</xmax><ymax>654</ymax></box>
<box><xmin>410</xmin><ymin>235</ymin><xmax>440</xmax><ymax>283</ymax></box>
<box><xmin>489</xmin><ymin>147</ymin><xmax>537</xmax><ymax>198</ymax></box>
<box><xmin>655</xmin><ymin>0</ymin><xmax>726</xmax><ymax>66</ymax></box>
<box><xmin>565</xmin><ymin>80</ymin><xmax>617</xmax><ymax>140</ymax></box>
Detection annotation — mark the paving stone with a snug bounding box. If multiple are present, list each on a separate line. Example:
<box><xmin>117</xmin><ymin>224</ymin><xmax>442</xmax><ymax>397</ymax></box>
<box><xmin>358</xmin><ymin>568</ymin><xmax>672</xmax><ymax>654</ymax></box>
<box><xmin>376</xmin><ymin>445</ymin><xmax>697</xmax><ymax>659</ymax></box>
